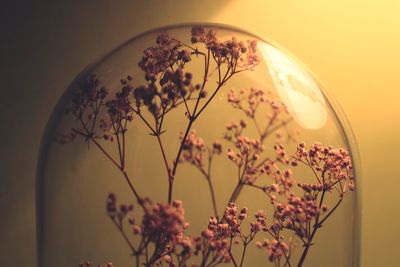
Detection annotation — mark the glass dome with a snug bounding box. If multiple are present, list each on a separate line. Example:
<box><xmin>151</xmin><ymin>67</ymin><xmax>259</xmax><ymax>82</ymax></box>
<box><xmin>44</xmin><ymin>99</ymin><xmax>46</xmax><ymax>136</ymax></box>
<box><xmin>37</xmin><ymin>23</ymin><xmax>360</xmax><ymax>267</ymax></box>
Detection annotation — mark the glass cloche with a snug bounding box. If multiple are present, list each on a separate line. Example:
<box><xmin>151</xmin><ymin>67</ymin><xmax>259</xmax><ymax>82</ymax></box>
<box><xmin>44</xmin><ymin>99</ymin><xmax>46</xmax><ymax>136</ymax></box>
<box><xmin>37</xmin><ymin>23</ymin><xmax>360</xmax><ymax>267</ymax></box>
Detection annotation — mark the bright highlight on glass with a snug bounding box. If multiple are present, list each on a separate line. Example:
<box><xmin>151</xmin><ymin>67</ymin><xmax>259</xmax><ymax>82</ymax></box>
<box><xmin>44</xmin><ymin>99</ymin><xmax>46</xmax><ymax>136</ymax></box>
<box><xmin>260</xmin><ymin>43</ymin><xmax>328</xmax><ymax>130</ymax></box>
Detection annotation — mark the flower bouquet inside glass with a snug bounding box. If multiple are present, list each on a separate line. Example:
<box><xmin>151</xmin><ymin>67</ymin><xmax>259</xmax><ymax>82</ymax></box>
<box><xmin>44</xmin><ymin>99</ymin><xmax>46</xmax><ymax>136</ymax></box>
<box><xmin>57</xmin><ymin>26</ymin><xmax>355</xmax><ymax>267</ymax></box>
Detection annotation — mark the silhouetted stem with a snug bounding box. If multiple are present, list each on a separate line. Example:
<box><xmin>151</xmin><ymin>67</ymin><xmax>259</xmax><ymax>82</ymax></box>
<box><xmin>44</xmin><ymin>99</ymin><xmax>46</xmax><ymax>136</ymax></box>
<box><xmin>110</xmin><ymin>218</ymin><xmax>137</xmax><ymax>255</ymax></box>
<box><xmin>155</xmin><ymin>129</ymin><xmax>172</xmax><ymax>184</ymax></box>
<box><xmin>169</xmin><ymin>118</ymin><xmax>194</xmax><ymax>203</ymax></box>
<box><xmin>196</xmin><ymin>156</ymin><xmax>219</xmax><ymax>218</ymax></box>
<box><xmin>168</xmin><ymin>48</ymin><xmax>212</xmax><ymax>203</ymax></box>
<box><xmin>238</xmin><ymin>242</ymin><xmax>248</xmax><ymax>267</ymax></box>
<box><xmin>297</xmin><ymin>197</ymin><xmax>343</xmax><ymax>267</ymax></box>
<box><xmin>135</xmin><ymin>255</ymin><xmax>140</xmax><ymax>267</ymax></box>
<box><xmin>206</xmin><ymin>176</ymin><xmax>219</xmax><ymax>219</ymax></box>
<box><xmin>228</xmin><ymin>182</ymin><xmax>244</xmax><ymax>204</ymax></box>
<box><xmin>72</xmin><ymin>126</ymin><xmax>145</xmax><ymax>211</ymax></box>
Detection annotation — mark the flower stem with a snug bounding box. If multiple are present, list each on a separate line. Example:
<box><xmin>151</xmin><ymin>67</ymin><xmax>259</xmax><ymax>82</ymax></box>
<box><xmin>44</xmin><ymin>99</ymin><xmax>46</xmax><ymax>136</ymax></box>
<box><xmin>238</xmin><ymin>242</ymin><xmax>248</xmax><ymax>267</ymax></box>
<box><xmin>297</xmin><ymin>196</ymin><xmax>343</xmax><ymax>267</ymax></box>
<box><xmin>206</xmin><ymin>176</ymin><xmax>219</xmax><ymax>219</ymax></box>
<box><xmin>72</xmin><ymin>123</ymin><xmax>145</xmax><ymax>211</ymax></box>
<box><xmin>110</xmin><ymin>219</ymin><xmax>137</xmax><ymax>255</ymax></box>
<box><xmin>169</xmin><ymin>118</ymin><xmax>194</xmax><ymax>203</ymax></box>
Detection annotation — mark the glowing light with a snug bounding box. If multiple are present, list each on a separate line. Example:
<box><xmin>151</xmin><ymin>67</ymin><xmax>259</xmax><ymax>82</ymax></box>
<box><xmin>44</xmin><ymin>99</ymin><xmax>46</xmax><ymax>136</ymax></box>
<box><xmin>260</xmin><ymin>43</ymin><xmax>328</xmax><ymax>130</ymax></box>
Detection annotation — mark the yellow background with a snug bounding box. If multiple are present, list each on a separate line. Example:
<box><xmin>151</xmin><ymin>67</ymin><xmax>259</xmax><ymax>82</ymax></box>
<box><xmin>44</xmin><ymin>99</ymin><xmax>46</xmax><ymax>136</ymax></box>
<box><xmin>1</xmin><ymin>0</ymin><xmax>399</xmax><ymax>266</ymax></box>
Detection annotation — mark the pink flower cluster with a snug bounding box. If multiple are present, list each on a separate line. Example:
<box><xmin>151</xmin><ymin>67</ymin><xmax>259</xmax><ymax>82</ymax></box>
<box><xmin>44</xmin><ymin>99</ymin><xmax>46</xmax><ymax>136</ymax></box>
<box><xmin>226</xmin><ymin>136</ymin><xmax>263</xmax><ymax>166</ymax></box>
<box><xmin>68</xmin><ymin>74</ymin><xmax>108</xmax><ymax>120</ymax></box>
<box><xmin>139</xmin><ymin>32</ymin><xmax>191</xmax><ymax>80</ymax></box>
<box><xmin>250</xmin><ymin>210</ymin><xmax>268</xmax><ymax>233</ymax></box>
<box><xmin>261</xmin><ymin>151</ymin><xmax>295</xmax><ymax>199</ymax></box>
<box><xmin>180</xmin><ymin>130</ymin><xmax>222</xmax><ymax>179</ymax></box>
<box><xmin>60</xmin><ymin>75</ymin><xmax>136</xmax><ymax>144</ymax></box>
<box><xmin>197</xmin><ymin>203</ymin><xmax>252</xmax><ymax>264</ymax></box>
<box><xmin>292</xmin><ymin>142</ymin><xmax>355</xmax><ymax>192</ymax></box>
<box><xmin>103</xmin><ymin>77</ymin><xmax>134</xmax><ymax>129</ymax></box>
<box><xmin>60</xmin><ymin>75</ymin><xmax>108</xmax><ymax>143</ymax></box>
<box><xmin>142</xmin><ymin>200</ymin><xmax>189</xmax><ymax>243</ymax></box>
<box><xmin>135</xmin><ymin>31</ymin><xmax>207</xmax><ymax>118</ymax></box>
<box><xmin>133</xmin><ymin>67</ymin><xmax>199</xmax><ymax>118</ymax></box>
<box><xmin>256</xmin><ymin>239</ymin><xmax>290</xmax><ymax>263</ymax></box>
<box><xmin>106</xmin><ymin>193</ymin><xmax>134</xmax><ymax>224</ymax></box>
<box><xmin>180</xmin><ymin>130</ymin><xmax>207</xmax><ymax>168</ymax></box>
<box><xmin>224</xmin><ymin>121</ymin><xmax>265</xmax><ymax>184</ymax></box>
<box><xmin>194</xmin><ymin>203</ymin><xmax>270</xmax><ymax>266</ymax></box>
<box><xmin>226</xmin><ymin>87</ymin><xmax>295</xmax><ymax>144</ymax></box>
<box><xmin>227</xmin><ymin>88</ymin><xmax>286</xmax><ymax>118</ymax></box>
<box><xmin>274</xmin><ymin>195</ymin><xmax>320</xmax><ymax>237</ymax></box>
<box><xmin>133</xmin><ymin>27</ymin><xmax>261</xmax><ymax>119</ymax></box>
<box><xmin>190</xmin><ymin>27</ymin><xmax>259</xmax><ymax>71</ymax></box>
<box><xmin>225</xmin><ymin>122</ymin><xmax>263</xmax><ymax>161</ymax></box>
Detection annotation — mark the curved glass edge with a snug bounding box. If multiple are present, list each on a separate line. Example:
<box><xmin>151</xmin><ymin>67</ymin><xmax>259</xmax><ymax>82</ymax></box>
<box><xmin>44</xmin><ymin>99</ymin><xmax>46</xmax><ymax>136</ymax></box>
<box><xmin>315</xmin><ymin>83</ymin><xmax>362</xmax><ymax>267</ymax></box>
<box><xmin>35</xmin><ymin>22</ymin><xmax>361</xmax><ymax>267</ymax></box>
<box><xmin>35</xmin><ymin>62</ymin><xmax>100</xmax><ymax>267</ymax></box>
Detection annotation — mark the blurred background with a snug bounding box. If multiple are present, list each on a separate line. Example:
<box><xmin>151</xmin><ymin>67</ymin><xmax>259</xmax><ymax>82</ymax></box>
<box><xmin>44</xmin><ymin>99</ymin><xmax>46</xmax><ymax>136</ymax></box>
<box><xmin>1</xmin><ymin>0</ymin><xmax>399</xmax><ymax>266</ymax></box>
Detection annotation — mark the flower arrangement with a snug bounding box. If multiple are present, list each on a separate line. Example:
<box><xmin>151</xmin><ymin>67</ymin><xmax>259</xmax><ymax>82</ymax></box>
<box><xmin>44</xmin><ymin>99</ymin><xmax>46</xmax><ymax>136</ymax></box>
<box><xmin>61</xmin><ymin>26</ymin><xmax>355</xmax><ymax>267</ymax></box>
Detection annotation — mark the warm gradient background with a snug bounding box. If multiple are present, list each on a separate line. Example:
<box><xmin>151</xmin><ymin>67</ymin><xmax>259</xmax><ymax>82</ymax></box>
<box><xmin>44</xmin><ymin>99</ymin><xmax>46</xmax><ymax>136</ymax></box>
<box><xmin>1</xmin><ymin>0</ymin><xmax>399</xmax><ymax>266</ymax></box>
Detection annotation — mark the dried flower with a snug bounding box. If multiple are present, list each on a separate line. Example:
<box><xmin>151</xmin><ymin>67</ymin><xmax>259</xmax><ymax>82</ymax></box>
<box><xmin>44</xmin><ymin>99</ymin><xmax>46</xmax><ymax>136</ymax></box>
<box><xmin>293</xmin><ymin>142</ymin><xmax>355</xmax><ymax>192</ymax></box>
<box><xmin>257</xmin><ymin>239</ymin><xmax>290</xmax><ymax>263</ymax></box>
<box><xmin>180</xmin><ymin>130</ymin><xmax>207</xmax><ymax>168</ymax></box>
<box><xmin>142</xmin><ymin>200</ymin><xmax>187</xmax><ymax>243</ymax></box>
<box><xmin>63</xmin><ymin>26</ymin><xmax>355</xmax><ymax>267</ymax></box>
